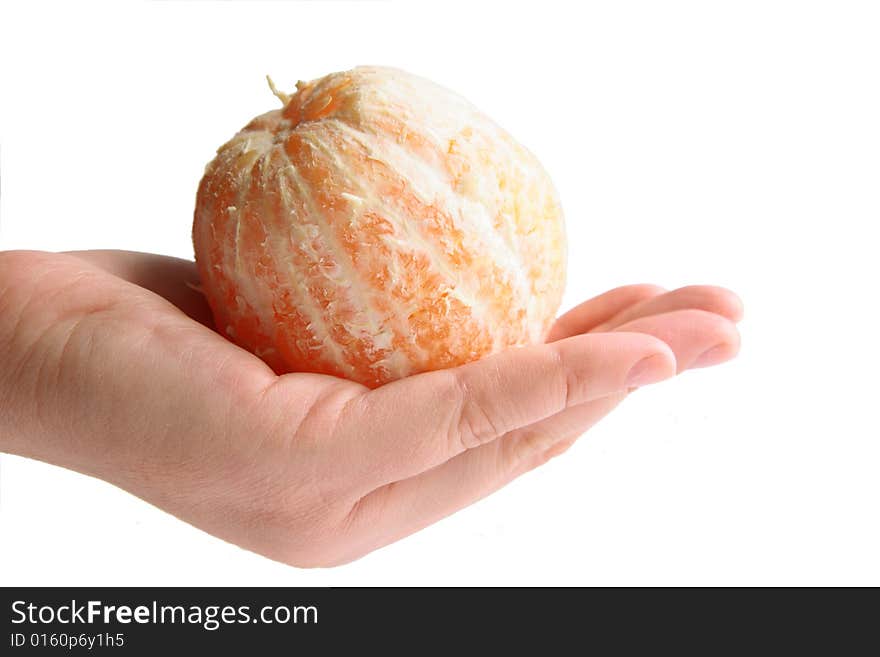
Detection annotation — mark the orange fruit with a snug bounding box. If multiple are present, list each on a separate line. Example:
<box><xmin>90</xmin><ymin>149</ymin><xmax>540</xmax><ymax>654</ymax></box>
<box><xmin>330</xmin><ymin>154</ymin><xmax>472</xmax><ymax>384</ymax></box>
<box><xmin>193</xmin><ymin>66</ymin><xmax>566</xmax><ymax>388</ymax></box>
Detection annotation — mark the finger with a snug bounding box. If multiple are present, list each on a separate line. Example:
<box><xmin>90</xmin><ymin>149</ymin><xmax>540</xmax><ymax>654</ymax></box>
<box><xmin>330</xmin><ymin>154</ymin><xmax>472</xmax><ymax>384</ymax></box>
<box><xmin>374</xmin><ymin>306</ymin><xmax>740</xmax><ymax>505</ymax></box>
<box><xmin>612</xmin><ymin>309</ymin><xmax>741</xmax><ymax>372</ymax></box>
<box><xmin>546</xmin><ymin>284</ymin><xmax>666</xmax><ymax>341</ymax></box>
<box><xmin>469</xmin><ymin>305</ymin><xmax>741</xmax><ymax>471</ymax></box>
<box><xmin>378</xmin><ymin>304</ymin><xmax>740</xmax><ymax>500</ymax></box>
<box><xmin>437</xmin><ymin>307</ymin><xmax>740</xmax><ymax>477</ymax></box>
<box><xmin>593</xmin><ymin>285</ymin><xmax>744</xmax><ymax>332</ymax></box>
<box><xmin>331</xmin><ymin>391</ymin><xmax>629</xmax><ymax>564</ymax></box>
<box><xmin>63</xmin><ymin>250</ymin><xmax>213</xmax><ymax>328</ymax></box>
<box><xmin>329</xmin><ymin>308</ymin><xmax>743</xmax><ymax>562</ymax></box>
<box><xmin>330</xmin><ymin>331</ymin><xmax>676</xmax><ymax>492</ymax></box>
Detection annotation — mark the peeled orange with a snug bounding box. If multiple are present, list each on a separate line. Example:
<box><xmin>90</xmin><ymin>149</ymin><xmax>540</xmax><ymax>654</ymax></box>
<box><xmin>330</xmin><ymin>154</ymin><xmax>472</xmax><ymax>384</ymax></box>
<box><xmin>193</xmin><ymin>66</ymin><xmax>566</xmax><ymax>387</ymax></box>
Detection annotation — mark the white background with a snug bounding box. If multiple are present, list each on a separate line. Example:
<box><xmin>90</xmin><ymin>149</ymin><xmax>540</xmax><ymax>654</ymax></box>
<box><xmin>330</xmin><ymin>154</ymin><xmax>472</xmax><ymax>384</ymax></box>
<box><xmin>1</xmin><ymin>0</ymin><xmax>878</xmax><ymax>585</ymax></box>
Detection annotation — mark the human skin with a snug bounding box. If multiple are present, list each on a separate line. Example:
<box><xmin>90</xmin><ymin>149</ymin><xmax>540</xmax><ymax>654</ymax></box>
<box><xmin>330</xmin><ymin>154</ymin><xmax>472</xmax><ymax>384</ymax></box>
<box><xmin>0</xmin><ymin>249</ymin><xmax>742</xmax><ymax>567</ymax></box>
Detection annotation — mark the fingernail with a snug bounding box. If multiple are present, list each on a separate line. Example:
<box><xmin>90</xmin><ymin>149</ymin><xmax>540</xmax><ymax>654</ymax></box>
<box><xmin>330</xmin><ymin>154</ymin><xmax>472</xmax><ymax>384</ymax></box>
<box><xmin>625</xmin><ymin>354</ymin><xmax>671</xmax><ymax>388</ymax></box>
<box><xmin>691</xmin><ymin>344</ymin><xmax>729</xmax><ymax>368</ymax></box>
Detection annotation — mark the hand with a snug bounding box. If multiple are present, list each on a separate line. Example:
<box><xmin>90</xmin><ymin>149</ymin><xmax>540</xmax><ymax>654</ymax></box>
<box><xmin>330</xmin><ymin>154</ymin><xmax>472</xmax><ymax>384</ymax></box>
<box><xmin>0</xmin><ymin>249</ymin><xmax>742</xmax><ymax>567</ymax></box>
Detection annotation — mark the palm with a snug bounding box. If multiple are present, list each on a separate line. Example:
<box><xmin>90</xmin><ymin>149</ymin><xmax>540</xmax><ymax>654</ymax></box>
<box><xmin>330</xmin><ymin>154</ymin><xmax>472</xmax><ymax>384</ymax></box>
<box><xmin>2</xmin><ymin>249</ymin><xmax>740</xmax><ymax>565</ymax></box>
<box><xmin>68</xmin><ymin>250</ymin><xmax>740</xmax><ymax>461</ymax></box>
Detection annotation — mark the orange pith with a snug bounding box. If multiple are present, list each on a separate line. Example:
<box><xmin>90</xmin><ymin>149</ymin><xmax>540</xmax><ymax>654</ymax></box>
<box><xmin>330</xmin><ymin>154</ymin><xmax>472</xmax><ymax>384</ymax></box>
<box><xmin>193</xmin><ymin>66</ymin><xmax>566</xmax><ymax>388</ymax></box>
